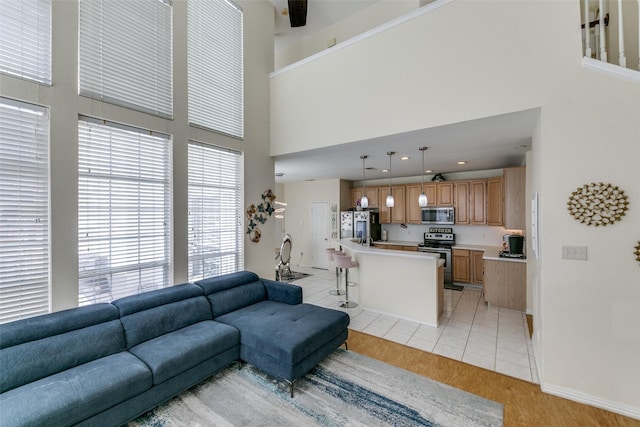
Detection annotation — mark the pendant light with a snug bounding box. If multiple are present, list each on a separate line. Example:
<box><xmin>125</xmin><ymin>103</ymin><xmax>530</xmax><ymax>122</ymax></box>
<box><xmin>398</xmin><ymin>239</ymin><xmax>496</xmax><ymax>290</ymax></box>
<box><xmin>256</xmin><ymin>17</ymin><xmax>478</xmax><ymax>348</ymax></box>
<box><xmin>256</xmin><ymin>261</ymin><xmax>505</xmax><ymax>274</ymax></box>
<box><xmin>386</xmin><ymin>151</ymin><xmax>395</xmax><ymax>208</ymax></box>
<box><xmin>360</xmin><ymin>155</ymin><xmax>369</xmax><ymax>208</ymax></box>
<box><xmin>418</xmin><ymin>146</ymin><xmax>429</xmax><ymax>207</ymax></box>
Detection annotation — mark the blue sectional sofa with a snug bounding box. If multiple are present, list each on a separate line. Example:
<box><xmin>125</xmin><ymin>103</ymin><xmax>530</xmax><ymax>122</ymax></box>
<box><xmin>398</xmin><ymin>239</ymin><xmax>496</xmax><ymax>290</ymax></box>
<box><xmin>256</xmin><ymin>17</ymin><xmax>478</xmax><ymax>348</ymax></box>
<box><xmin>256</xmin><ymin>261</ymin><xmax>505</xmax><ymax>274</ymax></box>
<box><xmin>0</xmin><ymin>271</ymin><xmax>349</xmax><ymax>427</ymax></box>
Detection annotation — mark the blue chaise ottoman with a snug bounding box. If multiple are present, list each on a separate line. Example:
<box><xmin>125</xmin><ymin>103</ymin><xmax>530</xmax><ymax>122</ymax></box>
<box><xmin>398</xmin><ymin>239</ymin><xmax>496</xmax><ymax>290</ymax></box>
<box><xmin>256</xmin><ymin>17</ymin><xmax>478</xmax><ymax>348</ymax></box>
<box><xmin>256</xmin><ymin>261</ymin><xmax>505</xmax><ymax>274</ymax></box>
<box><xmin>195</xmin><ymin>271</ymin><xmax>350</xmax><ymax>396</ymax></box>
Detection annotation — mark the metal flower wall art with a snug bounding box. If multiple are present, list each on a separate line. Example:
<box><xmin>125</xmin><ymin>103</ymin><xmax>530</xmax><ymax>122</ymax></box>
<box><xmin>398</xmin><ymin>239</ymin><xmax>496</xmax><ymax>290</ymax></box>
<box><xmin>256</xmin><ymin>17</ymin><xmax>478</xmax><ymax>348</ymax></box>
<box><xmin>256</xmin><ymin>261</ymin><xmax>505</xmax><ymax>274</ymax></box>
<box><xmin>635</xmin><ymin>241</ymin><xmax>640</xmax><ymax>265</ymax></box>
<box><xmin>246</xmin><ymin>189</ymin><xmax>276</xmax><ymax>243</ymax></box>
<box><xmin>567</xmin><ymin>182</ymin><xmax>629</xmax><ymax>227</ymax></box>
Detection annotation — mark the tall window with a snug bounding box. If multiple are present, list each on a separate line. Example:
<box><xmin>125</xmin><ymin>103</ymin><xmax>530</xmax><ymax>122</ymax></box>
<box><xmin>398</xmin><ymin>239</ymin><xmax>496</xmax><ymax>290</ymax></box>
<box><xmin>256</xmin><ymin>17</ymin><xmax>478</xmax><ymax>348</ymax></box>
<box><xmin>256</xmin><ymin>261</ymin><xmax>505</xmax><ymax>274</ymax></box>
<box><xmin>78</xmin><ymin>117</ymin><xmax>172</xmax><ymax>305</ymax></box>
<box><xmin>0</xmin><ymin>97</ymin><xmax>49</xmax><ymax>323</ymax></box>
<box><xmin>188</xmin><ymin>142</ymin><xmax>243</xmax><ymax>281</ymax></box>
<box><xmin>78</xmin><ymin>0</ymin><xmax>173</xmax><ymax>118</ymax></box>
<box><xmin>0</xmin><ymin>0</ymin><xmax>52</xmax><ymax>84</ymax></box>
<box><xmin>188</xmin><ymin>0</ymin><xmax>244</xmax><ymax>138</ymax></box>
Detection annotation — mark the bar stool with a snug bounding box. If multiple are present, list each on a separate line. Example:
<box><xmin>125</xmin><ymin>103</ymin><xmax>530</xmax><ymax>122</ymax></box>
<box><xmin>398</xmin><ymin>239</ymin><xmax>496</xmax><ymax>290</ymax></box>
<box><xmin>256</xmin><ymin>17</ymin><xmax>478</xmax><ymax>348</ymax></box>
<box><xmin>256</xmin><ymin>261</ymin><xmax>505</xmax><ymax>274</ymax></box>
<box><xmin>325</xmin><ymin>248</ymin><xmax>345</xmax><ymax>296</ymax></box>
<box><xmin>332</xmin><ymin>253</ymin><xmax>358</xmax><ymax>309</ymax></box>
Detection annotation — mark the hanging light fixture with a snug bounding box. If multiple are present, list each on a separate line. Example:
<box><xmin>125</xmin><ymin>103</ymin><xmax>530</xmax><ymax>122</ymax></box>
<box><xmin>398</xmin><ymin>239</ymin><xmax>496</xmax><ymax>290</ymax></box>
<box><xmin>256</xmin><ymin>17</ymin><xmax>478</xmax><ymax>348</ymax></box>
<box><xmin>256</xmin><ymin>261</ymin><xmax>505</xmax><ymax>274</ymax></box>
<box><xmin>418</xmin><ymin>146</ymin><xmax>429</xmax><ymax>207</ymax></box>
<box><xmin>360</xmin><ymin>155</ymin><xmax>369</xmax><ymax>208</ymax></box>
<box><xmin>386</xmin><ymin>151</ymin><xmax>395</xmax><ymax>208</ymax></box>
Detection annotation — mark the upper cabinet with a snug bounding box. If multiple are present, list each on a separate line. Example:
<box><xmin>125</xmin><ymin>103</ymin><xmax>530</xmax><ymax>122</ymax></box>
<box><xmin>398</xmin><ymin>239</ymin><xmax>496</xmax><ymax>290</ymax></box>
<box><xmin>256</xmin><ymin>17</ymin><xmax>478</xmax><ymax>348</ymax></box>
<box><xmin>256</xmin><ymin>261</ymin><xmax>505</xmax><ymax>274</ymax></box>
<box><xmin>503</xmin><ymin>167</ymin><xmax>526</xmax><ymax>230</ymax></box>
<box><xmin>379</xmin><ymin>186</ymin><xmax>405</xmax><ymax>224</ymax></box>
<box><xmin>437</xmin><ymin>182</ymin><xmax>454</xmax><ymax>206</ymax></box>
<box><xmin>350</xmin><ymin>186</ymin><xmax>379</xmax><ymax>208</ymax></box>
<box><xmin>453</xmin><ymin>181</ymin><xmax>470</xmax><ymax>224</ymax></box>
<box><xmin>486</xmin><ymin>177</ymin><xmax>504</xmax><ymax>226</ymax></box>
<box><xmin>405</xmin><ymin>184</ymin><xmax>423</xmax><ymax>224</ymax></box>
<box><xmin>347</xmin><ymin>168</ymin><xmax>521</xmax><ymax>228</ymax></box>
<box><xmin>469</xmin><ymin>180</ymin><xmax>487</xmax><ymax>224</ymax></box>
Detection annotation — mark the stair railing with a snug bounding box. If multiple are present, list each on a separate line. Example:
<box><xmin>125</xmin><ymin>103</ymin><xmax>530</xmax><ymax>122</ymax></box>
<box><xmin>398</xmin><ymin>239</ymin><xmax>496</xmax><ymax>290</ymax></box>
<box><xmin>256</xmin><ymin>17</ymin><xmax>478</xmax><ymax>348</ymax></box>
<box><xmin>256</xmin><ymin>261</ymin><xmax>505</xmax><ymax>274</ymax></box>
<box><xmin>582</xmin><ymin>0</ymin><xmax>640</xmax><ymax>71</ymax></box>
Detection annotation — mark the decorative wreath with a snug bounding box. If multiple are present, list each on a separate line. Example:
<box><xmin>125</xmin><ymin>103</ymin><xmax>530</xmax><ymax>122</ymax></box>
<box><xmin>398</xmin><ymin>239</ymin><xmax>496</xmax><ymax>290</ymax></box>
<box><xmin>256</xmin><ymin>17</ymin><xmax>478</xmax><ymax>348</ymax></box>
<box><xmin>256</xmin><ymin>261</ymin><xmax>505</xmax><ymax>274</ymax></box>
<box><xmin>635</xmin><ymin>241</ymin><xmax>640</xmax><ymax>265</ymax></box>
<box><xmin>567</xmin><ymin>182</ymin><xmax>629</xmax><ymax>226</ymax></box>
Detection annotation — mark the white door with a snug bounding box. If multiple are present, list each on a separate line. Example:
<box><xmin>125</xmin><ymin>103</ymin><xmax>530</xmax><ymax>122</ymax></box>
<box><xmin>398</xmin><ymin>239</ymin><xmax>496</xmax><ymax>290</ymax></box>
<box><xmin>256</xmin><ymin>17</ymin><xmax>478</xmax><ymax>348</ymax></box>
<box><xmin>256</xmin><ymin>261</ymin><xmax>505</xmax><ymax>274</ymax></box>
<box><xmin>310</xmin><ymin>202</ymin><xmax>329</xmax><ymax>269</ymax></box>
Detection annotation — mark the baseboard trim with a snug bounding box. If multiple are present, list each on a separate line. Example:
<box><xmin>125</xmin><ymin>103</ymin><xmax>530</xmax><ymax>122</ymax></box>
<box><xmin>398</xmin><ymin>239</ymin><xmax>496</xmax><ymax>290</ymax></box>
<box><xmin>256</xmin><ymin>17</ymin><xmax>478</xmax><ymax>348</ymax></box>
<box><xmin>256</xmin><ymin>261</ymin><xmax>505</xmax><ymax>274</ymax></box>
<box><xmin>541</xmin><ymin>383</ymin><xmax>640</xmax><ymax>420</ymax></box>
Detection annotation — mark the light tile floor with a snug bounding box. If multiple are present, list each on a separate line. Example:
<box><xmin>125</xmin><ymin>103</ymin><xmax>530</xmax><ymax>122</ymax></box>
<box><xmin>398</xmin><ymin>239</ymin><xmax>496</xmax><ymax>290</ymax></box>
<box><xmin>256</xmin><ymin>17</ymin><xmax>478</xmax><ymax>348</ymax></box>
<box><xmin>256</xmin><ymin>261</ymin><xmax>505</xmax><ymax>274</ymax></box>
<box><xmin>288</xmin><ymin>266</ymin><xmax>539</xmax><ymax>384</ymax></box>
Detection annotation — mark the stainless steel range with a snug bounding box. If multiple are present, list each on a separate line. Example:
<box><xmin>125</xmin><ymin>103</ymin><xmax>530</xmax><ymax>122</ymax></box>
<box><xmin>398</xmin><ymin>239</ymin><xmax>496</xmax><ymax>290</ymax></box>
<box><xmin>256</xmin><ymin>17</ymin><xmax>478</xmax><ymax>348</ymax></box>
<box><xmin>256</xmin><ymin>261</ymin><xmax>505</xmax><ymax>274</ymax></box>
<box><xmin>418</xmin><ymin>227</ymin><xmax>459</xmax><ymax>290</ymax></box>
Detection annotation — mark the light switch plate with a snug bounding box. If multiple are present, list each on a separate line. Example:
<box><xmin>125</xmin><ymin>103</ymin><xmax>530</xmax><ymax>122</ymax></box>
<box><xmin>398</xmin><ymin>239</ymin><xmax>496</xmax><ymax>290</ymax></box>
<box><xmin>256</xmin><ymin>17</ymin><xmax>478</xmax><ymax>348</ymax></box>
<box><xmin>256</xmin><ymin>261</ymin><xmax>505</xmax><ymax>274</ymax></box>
<box><xmin>562</xmin><ymin>245</ymin><xmax>588</xmax><ymax>260</ymax></box>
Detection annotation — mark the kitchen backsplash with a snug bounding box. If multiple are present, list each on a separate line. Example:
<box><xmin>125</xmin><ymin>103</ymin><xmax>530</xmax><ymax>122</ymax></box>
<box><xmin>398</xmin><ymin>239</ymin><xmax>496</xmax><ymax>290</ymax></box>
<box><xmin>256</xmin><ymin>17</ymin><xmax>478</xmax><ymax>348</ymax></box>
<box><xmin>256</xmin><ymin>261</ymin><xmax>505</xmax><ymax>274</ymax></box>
<box><xmin>382</xmin><ymin>223</ymin><xmax>516</xmax><ymax>247</ymax></box>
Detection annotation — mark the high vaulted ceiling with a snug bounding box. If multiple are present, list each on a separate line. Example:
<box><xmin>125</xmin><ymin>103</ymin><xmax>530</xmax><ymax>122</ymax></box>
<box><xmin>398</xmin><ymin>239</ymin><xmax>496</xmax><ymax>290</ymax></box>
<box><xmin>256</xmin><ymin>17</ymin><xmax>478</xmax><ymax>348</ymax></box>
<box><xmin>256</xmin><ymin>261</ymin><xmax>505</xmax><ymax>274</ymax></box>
<box><xmin>267</xmin><ymin>1</ymin><xmax>537</xmax><ymax>184</ymax></box>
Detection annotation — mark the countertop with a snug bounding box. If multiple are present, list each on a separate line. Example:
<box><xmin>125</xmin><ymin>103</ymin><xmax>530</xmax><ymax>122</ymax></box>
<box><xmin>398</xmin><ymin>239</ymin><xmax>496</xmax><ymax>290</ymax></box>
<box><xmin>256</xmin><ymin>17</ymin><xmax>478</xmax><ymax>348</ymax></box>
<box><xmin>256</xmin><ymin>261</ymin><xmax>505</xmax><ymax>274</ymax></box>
<box><xmin>336</xmin><ymin>239</ymin><xmax>444</xmax><ymax>265</ymax></box>
<box><xmin>371</xmin><ymin>240</ymin><xmax>526</xmax><ymax>263</ymax></box>
<box><xmin>453</xmin><ymin>244</ymin><xmax>526</xmax><ymax>263</ymax></box>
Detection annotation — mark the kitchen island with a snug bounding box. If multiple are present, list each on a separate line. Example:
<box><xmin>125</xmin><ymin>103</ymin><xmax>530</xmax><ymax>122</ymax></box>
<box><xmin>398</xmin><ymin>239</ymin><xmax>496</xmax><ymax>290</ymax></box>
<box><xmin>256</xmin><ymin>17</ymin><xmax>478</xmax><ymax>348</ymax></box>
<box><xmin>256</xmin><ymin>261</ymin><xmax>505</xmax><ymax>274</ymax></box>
<box><xmin>335</xmin><ymin>239</ymin><xmax>444</xmax><ymax>326</ymax></box>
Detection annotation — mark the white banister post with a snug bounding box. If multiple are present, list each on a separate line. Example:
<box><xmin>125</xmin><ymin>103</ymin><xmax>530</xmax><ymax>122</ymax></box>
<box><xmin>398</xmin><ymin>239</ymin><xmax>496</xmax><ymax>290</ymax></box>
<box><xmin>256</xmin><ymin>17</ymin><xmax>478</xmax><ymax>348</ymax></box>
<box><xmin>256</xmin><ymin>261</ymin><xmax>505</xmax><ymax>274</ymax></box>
<box><xmin>599</xmin><ymin>0</ymin><xmax>608</xmax><ymax>61</ymax></box>
<box><xmin>617</xmin><ymin>0</ymin><xmax>626</xmax><ymax>67</ymax></box>
<box><xmin>585</xmin><ymin>0</ymin><xmax>592</xmax><ymax>57</ymax></box>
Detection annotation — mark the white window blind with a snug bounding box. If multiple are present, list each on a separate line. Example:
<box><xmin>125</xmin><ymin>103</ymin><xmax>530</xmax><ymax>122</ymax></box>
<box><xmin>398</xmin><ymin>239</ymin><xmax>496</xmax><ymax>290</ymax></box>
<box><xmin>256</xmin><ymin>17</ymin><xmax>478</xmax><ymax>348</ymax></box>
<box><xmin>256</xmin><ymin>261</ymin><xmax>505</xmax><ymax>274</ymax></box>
<box><xmin>78</xmin><ymin>0</ymin><xmax>173</xmax><ymax>118</ymax></box>
<box><xmin>78</xmin><ymin>117</ymin><xmax>172</xmax><ymax>305</ymax></box>
<box><xmin>188</xmin><ymin>142</ymin><xmax>243</xmax><ymax>281</ymax></box>
<box><xmin>0</xmin><ymin>0</ymin><xmax>52</xmax><ymax>85</ymax></box>
<box><xmin>188</xmin><ymin>0</ymin><xmax>244</xmax><ymax>138</ymax></box>
<box><xmin>0</xmin><ymin>97</ymin><xmax>49</xmax><ymax>323</ymax></box>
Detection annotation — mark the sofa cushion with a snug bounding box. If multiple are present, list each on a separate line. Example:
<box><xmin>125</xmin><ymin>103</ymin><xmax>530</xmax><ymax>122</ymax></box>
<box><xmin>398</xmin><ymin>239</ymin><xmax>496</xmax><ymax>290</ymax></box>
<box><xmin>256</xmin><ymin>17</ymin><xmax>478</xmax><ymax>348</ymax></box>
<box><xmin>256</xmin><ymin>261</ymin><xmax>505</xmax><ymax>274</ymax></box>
<box><xmin>129</xmin><ymin>320</ymin><xmax>240</xmax><ymax>385</ymax></box>
<box><xmin>0</xmin><ymin>351</ymin><xmax>151</xmax><ymax>427</ymax></box>
<box><xmin>0</xmin><ymin>304</ymin><xmax>124</xmax><ymax>393</ymax></box>
<box><xmin>216</xmin><ymin>301</ymin><xmax>350</xmax><ymax>366</ymax></box>
<box><xmin>195</xmin><ymin>271</ymin><xmax>268</xmax><ymax>317</ymax></box>
<box><xmin>112</xmin><ymin>284</ymin><xmax>213</xmax><ymax>348</ymax></box>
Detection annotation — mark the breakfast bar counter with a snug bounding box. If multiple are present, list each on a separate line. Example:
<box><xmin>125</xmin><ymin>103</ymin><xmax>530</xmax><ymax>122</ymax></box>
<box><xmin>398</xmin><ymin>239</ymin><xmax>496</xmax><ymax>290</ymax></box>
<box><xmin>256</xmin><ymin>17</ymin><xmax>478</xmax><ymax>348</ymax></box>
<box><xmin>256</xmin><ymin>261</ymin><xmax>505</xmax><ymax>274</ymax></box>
<box><xmin>334</xmin><ymin>239</ymin><xmax>444</xmax><ymax>326</ymax></box>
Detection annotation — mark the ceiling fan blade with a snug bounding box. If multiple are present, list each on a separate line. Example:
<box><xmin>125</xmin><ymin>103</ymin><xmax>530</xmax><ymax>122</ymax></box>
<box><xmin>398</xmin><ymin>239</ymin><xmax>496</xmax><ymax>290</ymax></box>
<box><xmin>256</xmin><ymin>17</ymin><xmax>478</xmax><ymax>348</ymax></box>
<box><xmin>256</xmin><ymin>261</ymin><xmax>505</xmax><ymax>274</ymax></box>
<box><xmin>287</xmin><ymin>0</ymin><xmax>307</xmax><ymax>27</ymax></box>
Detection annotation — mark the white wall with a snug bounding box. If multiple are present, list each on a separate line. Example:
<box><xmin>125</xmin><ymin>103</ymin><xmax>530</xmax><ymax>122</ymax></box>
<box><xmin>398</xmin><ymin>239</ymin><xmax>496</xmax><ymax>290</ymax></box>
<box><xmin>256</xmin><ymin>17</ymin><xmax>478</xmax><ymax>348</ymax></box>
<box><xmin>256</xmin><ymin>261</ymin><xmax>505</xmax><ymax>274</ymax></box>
<box><xmin>0</xmin><ymin>0</ymin><xmax>275</xmax><ymax>310</ymax></box>
<box><xmin>281</xmin><ymin>179</ymin><xmax>344</xmax><ymax>267</ymax></box>
<box><xmin>269</xmin><ymin>0</ymin><xmax>640</xmax><ymax>418</ymax></box>
<box><xmin>275</xmin><ymin>0</ymin><xmax>421</xmax><ymax>69</ymax></box>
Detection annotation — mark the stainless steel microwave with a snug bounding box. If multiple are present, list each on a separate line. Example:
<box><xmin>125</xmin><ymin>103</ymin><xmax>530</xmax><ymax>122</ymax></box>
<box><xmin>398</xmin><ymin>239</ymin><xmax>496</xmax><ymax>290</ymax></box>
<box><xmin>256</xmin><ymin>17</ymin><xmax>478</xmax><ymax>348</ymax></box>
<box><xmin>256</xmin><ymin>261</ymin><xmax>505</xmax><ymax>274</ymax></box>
<box><xmin>421</xmin><ymin>207</ymin><xmax>455</xmax><ymax>224</ymax></box>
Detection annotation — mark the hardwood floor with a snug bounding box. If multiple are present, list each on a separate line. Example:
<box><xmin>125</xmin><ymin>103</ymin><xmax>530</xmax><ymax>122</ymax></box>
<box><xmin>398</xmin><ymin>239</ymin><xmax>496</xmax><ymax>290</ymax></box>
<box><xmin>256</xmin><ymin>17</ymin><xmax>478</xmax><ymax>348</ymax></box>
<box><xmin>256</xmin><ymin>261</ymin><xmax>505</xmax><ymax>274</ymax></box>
<box><xmin>348</xmin><ymin>330</ymin><xmax>640</xmax><ymax>427</ymax></box>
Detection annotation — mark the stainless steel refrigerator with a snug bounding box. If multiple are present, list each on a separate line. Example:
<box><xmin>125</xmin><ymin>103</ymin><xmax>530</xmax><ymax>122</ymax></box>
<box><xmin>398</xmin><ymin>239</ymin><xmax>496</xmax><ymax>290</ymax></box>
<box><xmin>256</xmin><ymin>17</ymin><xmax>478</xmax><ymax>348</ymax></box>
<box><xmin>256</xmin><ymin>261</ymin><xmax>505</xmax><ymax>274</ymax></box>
<box><xmin>340</xmin><ymin>211</ymin><xmax>354</xmax><ymax>239</ymax></box>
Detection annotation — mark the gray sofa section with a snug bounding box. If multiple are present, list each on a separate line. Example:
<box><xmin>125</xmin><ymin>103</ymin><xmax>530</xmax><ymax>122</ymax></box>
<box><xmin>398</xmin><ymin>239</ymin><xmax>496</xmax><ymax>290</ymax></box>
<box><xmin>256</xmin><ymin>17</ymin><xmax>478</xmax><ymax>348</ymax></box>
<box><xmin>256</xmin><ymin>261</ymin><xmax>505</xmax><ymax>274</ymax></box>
<box><xmin>0</xmin><ymin>271</ymin><xmax>349</xmax><ymax>426</ymax></box>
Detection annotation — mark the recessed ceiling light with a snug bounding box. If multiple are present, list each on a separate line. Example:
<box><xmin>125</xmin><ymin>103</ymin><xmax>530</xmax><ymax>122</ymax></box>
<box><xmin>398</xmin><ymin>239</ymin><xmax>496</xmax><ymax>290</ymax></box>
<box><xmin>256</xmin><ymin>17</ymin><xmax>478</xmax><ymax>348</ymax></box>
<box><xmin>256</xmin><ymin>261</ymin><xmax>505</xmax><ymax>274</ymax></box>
<box><xmin>457</xmin><ymin>161</ymin><xmax>467</xmax><ymax>165</ymax></box>
<box><xmin>400</xmin><ymin>156</ymin><xmax>410</xmax><ymax>160</ymax></box>
<box><xmin>425</xmin><ymin>169</ymin><xmax>433</xmax><ymax>173</ymax></box>
<box><xmin>275</xmin><ymin>172</ymin><xmax>284</xmax><ymax>177</ymax></box>
<box><xmin>381</xmin><ymin>169</ymin><xmax>389</xmax><ymax>173</ymax></box>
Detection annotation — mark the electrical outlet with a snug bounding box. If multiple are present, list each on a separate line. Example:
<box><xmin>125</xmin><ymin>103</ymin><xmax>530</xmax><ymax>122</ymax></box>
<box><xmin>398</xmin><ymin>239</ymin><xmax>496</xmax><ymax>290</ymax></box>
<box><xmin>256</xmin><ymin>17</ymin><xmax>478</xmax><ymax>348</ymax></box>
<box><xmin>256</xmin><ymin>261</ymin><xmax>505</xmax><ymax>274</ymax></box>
<box><xmin>561</xmin><ymin>245</ymin><xmax>588</xmax><ymax>260</ymax></box>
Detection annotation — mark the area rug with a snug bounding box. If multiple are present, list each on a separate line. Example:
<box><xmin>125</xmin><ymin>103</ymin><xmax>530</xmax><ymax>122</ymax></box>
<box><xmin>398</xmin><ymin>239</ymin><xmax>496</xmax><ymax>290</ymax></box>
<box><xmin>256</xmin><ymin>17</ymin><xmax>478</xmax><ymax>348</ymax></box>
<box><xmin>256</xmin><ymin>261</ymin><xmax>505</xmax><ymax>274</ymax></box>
<box><xmin>128</xmin><ymin>349</ymin><xmax>503</xmax><ymax>427</ymax></box>
<box><xmin>280</xmin><ymin>271</ymin><xmax>311</xmax><ymax>282</ymax></box>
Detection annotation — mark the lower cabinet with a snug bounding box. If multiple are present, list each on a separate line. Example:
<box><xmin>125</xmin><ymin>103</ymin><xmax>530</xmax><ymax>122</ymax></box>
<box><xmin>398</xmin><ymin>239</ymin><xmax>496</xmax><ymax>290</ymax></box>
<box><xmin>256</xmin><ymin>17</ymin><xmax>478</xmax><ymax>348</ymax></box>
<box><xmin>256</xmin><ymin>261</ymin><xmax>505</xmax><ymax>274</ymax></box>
<box><xmin>453</xmin><ymin>249</ymin><xmax>484</xmax><ymax>285</ymax></box>
<box><xmin>483</xmin><ymin>260</ymin><xmax>526</xmax><ymax>311</ymax></box>
<box><xmin>452</xmin><ymin>249</ymin><xmax>471</xmax><ymax>283</ymax></box>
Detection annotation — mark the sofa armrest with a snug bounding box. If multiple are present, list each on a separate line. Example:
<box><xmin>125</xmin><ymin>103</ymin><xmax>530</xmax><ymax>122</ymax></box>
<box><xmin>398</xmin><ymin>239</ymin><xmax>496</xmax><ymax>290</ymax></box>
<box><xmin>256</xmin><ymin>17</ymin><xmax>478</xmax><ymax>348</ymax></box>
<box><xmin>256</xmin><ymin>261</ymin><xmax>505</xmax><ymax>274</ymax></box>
<box><xmin>262</xmin><ymin>279</ymin><xmax>302</xmax><ymax>305</ymax></box>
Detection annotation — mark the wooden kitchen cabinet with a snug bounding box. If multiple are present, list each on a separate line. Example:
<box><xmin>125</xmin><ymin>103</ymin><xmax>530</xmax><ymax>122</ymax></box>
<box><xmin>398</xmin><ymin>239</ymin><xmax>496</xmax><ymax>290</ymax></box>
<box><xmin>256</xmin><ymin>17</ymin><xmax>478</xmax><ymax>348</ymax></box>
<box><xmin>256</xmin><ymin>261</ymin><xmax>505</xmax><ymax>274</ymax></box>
<box><xmin>423</xmin><ymin>183</ymin><xmax>437</xmax><ymax>207</ymax></box>
<box><xmin>402</xmin><ymin>245</ymin><xmax>418</xmax><ymax>252</ymax></box>
<box><xmin>504</xmin><ymin>167</ymin><xmax>525</xmax><ymax>230</ymax></box>
<box><xmin>405</xmin><ymin>184</ymin><xmax>423</xmax><ymax>224</ymax></box>
<box><xmin>453</xmin><ymin>249</ymin><xmax>484</xmax><ymax>285</ymax></box>
<box><xmin>472</xmin><ymin>250</ymin><xmax>484</xmax><ymax>285</ymax></box>
<box><xmin>372</xmin><ymin>243</ymin><xmax>388</xmax><ymax>249</ymax></box>
<box><xmin>437</xmin><ymin>182</ymin><xmax>454</xmax><ymax>206</ymax></box>
<box><xmin>452</xmin><ymin>249</ymin><xmax>471</xmax><ymax>283</ymax></box>
<box><xmin>487</xmin><ymin>177</ymin><xmax>504</xmax><ymax>226</ymax></box>
<box><xmin>391</xmin><ymin>186</ymin><xmax>405</xmax><ymax>223</ymax></box>
<box><xmin>379</xmin><ymin>186</ymin><xmax>405</xmax><ymax>224</ymax></box>
<box><xmin>469</xmin><ymin>180</ymin><xmax>487</xmax><ymax>224</ymax></box>
<box><xmin>453</xmin><ymin>181</ymin><xmax>470</xmax><ymax>224</ymax></box>
<box><xmin>484</xmin><ymin>259</ymin><xmax>526</xmax><ymax>311</ymax></box>
<box><xmin>350</xmin><ymin>186</ymin><xmax>379</xmax><ymax>208</ymax></box>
